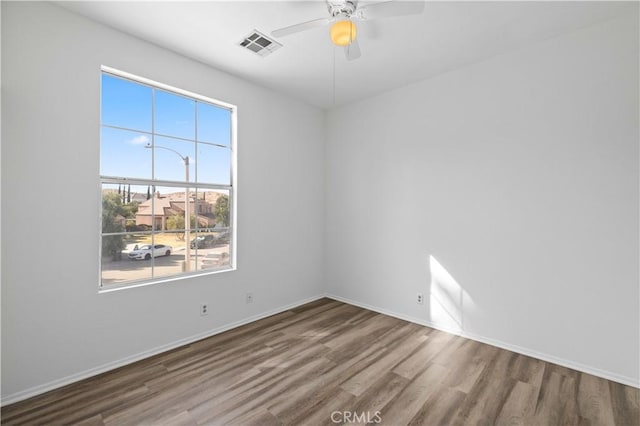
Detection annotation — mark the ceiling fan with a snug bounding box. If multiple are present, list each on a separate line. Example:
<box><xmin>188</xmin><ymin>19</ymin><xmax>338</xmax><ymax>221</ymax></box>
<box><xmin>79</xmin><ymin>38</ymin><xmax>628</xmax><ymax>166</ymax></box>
<box><xmin>271</xmin><ymin>1</ymin><xmax>425</xmax><ymax>61</ymax></box>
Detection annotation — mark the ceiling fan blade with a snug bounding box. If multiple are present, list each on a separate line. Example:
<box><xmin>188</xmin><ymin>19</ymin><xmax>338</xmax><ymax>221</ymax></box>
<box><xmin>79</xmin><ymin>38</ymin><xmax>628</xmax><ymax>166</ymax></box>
<box><xmin>345</xmin><ymin>38</ymin><xmax>361</xmax><ymax>61</ymax></box>
<box><xmin>357</xmin><ymin>1</ymin><xmax>425</xmax><ymax>21</ymax></box>
<box><xmin>271</xmin><ymin>17</ymin><xmax>333</xmax><ymax>38</ymax></box>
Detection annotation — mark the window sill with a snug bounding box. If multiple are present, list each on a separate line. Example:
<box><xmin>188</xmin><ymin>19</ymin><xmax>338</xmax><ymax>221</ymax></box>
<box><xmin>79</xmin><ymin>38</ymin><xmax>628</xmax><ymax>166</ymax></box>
<box><xmin>98</xmin><ymin>266</ymin><xmax>236</xmax><ymax>293</ymax></box>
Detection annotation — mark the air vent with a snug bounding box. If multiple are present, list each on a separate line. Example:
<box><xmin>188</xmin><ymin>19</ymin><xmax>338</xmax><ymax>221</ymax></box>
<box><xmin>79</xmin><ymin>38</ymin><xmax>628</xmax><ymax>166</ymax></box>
<box><xmin>239</xmin><ymin>30</ymin><xmax>282</xmax><ymax>57</ymax></box>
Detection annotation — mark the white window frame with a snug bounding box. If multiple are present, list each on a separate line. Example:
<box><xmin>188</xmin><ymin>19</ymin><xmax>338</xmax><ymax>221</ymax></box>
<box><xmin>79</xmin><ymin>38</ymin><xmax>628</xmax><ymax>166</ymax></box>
<box><xmin>99</xmin><ymin>66</ymin><xmax>237</xmax><ymax>292</ymax></box>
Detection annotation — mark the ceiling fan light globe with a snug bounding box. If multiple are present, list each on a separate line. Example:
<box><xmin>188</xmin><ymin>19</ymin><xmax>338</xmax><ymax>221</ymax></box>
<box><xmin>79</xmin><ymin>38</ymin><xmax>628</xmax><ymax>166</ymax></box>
<box><xmin>330</xmin><ymin>20</ymin><xmax>357</xmax><ymax>46</ymax></box>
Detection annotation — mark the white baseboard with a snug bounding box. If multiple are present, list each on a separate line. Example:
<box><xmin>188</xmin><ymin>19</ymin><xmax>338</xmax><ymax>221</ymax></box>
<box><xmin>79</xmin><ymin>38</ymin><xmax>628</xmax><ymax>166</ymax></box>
<box><xmin>326</xmin><ymin>293</ymin><xmax>640</xmax><ymax>389</ymax></box>
<box><xmin>4</xmin><ymin>292</ymin><xmax>636</xmax><ymax>406</ymax></box>
<box><xmin>0</xmin><ymin>294</ymin><xmax>326</xmax><ymax>406</ymax></box>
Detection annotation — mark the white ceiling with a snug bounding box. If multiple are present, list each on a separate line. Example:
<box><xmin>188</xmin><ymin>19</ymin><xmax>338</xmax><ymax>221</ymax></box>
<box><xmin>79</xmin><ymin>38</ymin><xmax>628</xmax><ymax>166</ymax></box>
<box><xmin>58</xmin><ymin>1</ymin><xmax>634</xmax><ymax>109</ymax></box>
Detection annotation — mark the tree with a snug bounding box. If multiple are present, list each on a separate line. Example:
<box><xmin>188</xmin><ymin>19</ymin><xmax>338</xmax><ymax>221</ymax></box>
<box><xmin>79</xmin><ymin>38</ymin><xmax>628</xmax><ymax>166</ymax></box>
<box><xmin>166</xmin><ymin>213</ymin><xmax>197</xmax><ymax>240</ymax></box>
<box><xmin>121</xmin><ymin>201</ymin><xmax>140</xmax><ymax>219</ymax></box>
<box><xmin>214</xmin><ymin>195</ymin><xmax>230</xmax><ymax>227</ymax></box>
<box><xmin>102</xmin><ymin>192</ymin><xmax>126</xmax><ymax>260</ymax></box>
<box><xmin>127</xmin><ymin>184</ymin><xmax>131</xmax><ymax>204</ymax></box>
<box><xmin>146</xmin><ymin>186</ymin><xmax>151</xmax><ymax>200</ymax></box>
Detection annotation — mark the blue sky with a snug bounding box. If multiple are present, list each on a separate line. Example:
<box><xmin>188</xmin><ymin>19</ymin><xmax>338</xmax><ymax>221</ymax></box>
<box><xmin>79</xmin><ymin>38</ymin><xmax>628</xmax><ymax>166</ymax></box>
<box><xmin>101</xmin><ymin>73</ymin><xmax>231</xmax><ymax>184</ymax></box>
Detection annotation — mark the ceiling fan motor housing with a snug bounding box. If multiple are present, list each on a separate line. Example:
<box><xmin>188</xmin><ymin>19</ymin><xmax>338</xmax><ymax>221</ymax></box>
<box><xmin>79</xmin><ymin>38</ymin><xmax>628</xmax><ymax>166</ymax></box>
<box><xmin>327</xmin><ymin>0</ymin><xmax>357</xmax><ymax>18</ymax></box>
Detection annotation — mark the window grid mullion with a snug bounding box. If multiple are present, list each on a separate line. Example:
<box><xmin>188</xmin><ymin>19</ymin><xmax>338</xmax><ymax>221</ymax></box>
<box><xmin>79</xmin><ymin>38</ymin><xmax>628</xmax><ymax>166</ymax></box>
<box><xmin>101</xmin><ymin>124</ymin><xmax>229</xmax><ymax>149</ymax></box>
<box><xmin>151</xmin><ymin>87</ymin><xmax>156</xmax><ymax>277</ymax></box>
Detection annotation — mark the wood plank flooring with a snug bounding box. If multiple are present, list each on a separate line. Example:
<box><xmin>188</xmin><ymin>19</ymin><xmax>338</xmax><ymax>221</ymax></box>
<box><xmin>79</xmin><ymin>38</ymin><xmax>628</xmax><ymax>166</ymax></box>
<box><xmin>2</xmin><ymin>298</ymin><xmax>639</xmax><ymax>425</ymax></box>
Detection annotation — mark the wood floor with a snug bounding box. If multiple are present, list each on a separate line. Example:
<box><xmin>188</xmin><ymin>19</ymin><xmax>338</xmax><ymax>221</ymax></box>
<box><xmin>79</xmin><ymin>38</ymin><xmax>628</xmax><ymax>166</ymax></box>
<box><xmin>2</xmin><ymin>298</ymin><xmax>638</xmax><ymax>425</ymax></box>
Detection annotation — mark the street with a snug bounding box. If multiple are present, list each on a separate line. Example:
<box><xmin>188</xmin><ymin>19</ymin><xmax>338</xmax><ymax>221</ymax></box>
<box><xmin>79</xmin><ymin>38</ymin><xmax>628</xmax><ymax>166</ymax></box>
<box><xmin>101</xmin><ymin>245</ymin><xmax>229</xmax><ymax>285</ymax></box>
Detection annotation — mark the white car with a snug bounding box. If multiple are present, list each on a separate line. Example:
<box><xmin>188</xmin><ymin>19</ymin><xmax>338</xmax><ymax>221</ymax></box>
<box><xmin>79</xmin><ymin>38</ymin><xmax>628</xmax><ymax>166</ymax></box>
<box><xmin>128</xmin><ymin>244</ymin><xmax>173</xmax><ymax>260</ymax></box>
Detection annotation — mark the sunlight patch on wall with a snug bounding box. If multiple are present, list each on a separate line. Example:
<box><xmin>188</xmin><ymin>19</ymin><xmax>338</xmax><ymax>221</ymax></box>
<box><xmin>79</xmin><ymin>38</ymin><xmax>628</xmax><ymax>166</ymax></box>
<box><xmin>429</xmin><ymin>255</ymin><xmax>473</xmax><ymax>334</ymax></box>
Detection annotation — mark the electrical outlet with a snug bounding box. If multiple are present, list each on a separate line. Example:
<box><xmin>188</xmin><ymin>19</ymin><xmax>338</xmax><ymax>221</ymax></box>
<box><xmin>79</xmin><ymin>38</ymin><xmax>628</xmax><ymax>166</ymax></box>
<box><xmin>246</xmin><ymin>292</ymin><xmax>253</xmax><ymax>304</ymax></box>
<box><xmin>200</xmin><ymin>304</ymin><xmax>208</xmax><ymax>316</ymax></box>
<box><xmin>417</xmin><ymin>293</ymin><xmax>424</xmax><ymax>305</ymax></box>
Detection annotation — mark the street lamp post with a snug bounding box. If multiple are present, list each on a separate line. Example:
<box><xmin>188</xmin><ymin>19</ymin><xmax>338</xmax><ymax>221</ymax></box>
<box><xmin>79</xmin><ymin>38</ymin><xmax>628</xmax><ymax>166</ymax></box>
<box><xmin>146</xmin><ymin>144</ymin><xmax>191</xmax><ymax>271</ymax></box>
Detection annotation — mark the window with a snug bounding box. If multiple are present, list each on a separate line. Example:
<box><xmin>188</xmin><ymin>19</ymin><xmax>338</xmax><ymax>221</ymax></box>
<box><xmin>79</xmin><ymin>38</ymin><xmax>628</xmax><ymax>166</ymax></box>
<box><xmin>100</xmin><ymin>67</ymin><xmax>236</xmax><ymax>289</ymax></box>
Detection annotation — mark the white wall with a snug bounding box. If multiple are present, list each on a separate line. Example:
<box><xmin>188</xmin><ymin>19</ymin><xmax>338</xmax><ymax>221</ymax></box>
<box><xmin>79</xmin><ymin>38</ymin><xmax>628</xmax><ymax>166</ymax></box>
<box><xmin>1</xmin><ymin>2</ymin><xmax>325</xmax><ymax>401</ymax></box>
<box><xmin>2</xmin><ymin>1</ymin><xmax>638</xmax><ymax>404</ymax></box>
<box><xmin>326</xmin><ymin>14</ymin><xmax>639</xmax><ymax>386</ymax></box>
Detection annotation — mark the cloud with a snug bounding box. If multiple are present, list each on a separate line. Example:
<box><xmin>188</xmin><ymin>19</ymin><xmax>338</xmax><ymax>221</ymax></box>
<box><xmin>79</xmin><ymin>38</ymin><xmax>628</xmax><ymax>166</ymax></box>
<box><xmin>129</xmin><ymin>135</ymin><xmax>150</xmax><ymax>145</ymax></box>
